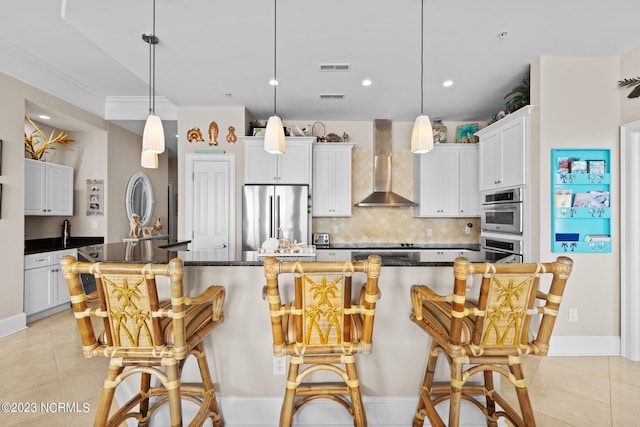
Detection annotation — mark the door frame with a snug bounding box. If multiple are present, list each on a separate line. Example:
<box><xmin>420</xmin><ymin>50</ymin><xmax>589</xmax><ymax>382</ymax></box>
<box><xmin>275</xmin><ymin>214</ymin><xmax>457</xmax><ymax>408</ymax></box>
<box><xmin>621</xmin><ymin>120</ymin><xmax>640</xmax><ymax>361</ymax></box>
<box><xmin>184</xmin><ymin>153</ymin><xmax>236</xmax><ymax>257</ymax></box>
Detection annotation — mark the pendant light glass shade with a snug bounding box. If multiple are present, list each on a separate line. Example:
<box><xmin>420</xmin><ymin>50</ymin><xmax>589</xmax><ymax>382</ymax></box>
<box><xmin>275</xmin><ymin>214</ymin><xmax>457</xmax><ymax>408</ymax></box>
<box><xmin>141</xmin><ymin>149</ymin><xmax>158</xmax><ymax>169</ymax></box>
<box><xmin>411</xmin><ymin>114</ymin><xmax>434</xmax><ymax>153</ymax></box>
<box><xmin>264</xmin><ymin>115</ymin><xmax>285</xmax><ymax>154</ymax></box>
<box><xmin>142</xmin><ymin>114</ymin><xmax>165</xmax><ymax>154</ymax></box>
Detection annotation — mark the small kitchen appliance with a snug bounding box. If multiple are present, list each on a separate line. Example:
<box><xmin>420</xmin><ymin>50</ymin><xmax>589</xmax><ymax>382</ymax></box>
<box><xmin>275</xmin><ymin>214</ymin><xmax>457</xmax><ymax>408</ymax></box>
<box><xmin>313</xmin><ymin>233</ymin><xmax>330</xmax><ymax>247</ymax></box>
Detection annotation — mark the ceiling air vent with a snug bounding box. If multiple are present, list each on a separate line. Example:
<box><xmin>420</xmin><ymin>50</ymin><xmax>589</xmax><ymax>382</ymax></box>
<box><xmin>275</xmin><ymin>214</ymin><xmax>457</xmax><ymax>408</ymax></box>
<box><xmin>319</xmin><ymin>94</ymin><xmax>346</xmax><ymax>100</ymax></box>
<box><xmin>319</xmin><ymin>63</ymin><xmax>351</xmax><ymax>72</ymax></box>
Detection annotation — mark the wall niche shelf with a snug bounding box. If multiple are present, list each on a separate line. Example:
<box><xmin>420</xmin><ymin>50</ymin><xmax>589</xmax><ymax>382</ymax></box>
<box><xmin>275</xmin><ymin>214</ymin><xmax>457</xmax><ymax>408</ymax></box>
<box><xmin>551</xmin><ymin>148</ymin><xmax>611</xmax><ymax>253</ymax></box>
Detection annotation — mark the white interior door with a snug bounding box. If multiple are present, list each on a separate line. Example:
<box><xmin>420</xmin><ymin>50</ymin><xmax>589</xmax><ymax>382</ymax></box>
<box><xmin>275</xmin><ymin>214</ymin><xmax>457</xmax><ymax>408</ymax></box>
<box><xmin>621</xmin><ymin>120</ymin><xmax>640</xmax><ymax>361</ymax></box>
<box><xmin>185</xmin><ymin>154</ymin><xmax>236</xmax><ymax>259</ymax></box>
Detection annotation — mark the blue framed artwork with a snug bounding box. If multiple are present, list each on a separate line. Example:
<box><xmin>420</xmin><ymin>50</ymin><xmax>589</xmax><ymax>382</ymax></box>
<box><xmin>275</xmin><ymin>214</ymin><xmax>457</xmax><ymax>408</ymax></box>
<box><xmin>456</xmin><ymin>123</ymin><xmax>478</xmax><ymax>143</ymax></box>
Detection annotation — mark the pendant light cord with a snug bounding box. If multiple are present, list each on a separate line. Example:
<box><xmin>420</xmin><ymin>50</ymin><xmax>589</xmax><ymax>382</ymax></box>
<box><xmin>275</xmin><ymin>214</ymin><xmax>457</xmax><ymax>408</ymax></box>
<box><xmin>151</xmin><ymin>0</ymin><xmax>156</xmax><ymax>115</ymax></box>
<box><xmin>420</xmin><ymin>0</ymin><xmax>424</xmax><ymax>115</ymax></box>
<box><xmin>273</xmin><ymin>0</ymin><xmax>278</xmax><ymax>116</ymax></box>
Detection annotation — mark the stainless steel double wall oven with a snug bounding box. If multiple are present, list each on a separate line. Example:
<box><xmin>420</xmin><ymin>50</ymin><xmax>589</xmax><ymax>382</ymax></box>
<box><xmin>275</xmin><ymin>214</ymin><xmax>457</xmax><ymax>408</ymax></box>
<box><xmin>481</xmin><ymin>188</ymin><xmax>524</xmax><ymax>263</ymax></box>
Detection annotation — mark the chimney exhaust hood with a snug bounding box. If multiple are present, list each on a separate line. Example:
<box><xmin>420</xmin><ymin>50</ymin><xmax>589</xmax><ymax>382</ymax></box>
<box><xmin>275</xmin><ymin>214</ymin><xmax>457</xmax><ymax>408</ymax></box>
<box><xmin>356</xmin><ymin>119</ymin><xmax>416</xmax><ymax>208</ymax></box>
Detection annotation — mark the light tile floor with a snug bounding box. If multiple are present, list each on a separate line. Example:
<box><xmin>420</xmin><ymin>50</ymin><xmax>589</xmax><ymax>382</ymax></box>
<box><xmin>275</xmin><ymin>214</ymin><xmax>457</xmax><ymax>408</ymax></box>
<box><xmin>1</xmin><ymin>309</ymin><xmax>638</xmax><ymax>426</ymax></box>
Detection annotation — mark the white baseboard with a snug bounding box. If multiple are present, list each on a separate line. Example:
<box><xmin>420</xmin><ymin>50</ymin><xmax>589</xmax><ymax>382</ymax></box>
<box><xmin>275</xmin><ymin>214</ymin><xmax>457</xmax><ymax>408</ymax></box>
<box><xmin>548</xmin><ymin>335</ymin><xmax>620</xmax><ymax>356</ymax></box>
<box><xmin>0</xmin><ymin>312</ymin><xmax>27</xmax><ymax>339</ymax></box>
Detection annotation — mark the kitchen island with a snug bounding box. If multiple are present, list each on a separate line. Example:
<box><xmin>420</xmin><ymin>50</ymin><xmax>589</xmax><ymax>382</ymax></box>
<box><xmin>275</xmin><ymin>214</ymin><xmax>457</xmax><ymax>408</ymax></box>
<box><xmin>75</xmin><ymin>239</ymin><xmax>485</xmax><ymax>266</ymax></box>
<box><xmin>69</xmin><ymin>240</ymin><xmax>489</xmax><ymax>425</ymax></box>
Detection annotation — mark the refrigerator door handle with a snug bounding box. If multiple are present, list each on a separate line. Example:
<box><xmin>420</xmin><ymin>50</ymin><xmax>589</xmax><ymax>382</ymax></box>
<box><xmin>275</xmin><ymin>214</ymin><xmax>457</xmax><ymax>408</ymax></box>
<box><xmin>276</xmin><ymin>195</ymin><xmax>281</xmax><ymax>234</ymax></box>
<box><xmin>269</xmin><ymin>195</ymin><xmax>274</xmax><ymax>238</ymax></box>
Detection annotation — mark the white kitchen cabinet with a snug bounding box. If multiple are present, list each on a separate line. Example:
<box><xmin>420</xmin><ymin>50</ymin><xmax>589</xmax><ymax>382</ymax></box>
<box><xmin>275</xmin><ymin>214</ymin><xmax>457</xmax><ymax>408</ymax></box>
<box><xmin>476</xmin><ymin>106</ymin><xmax>532</xmax><ymax>192</ymax></box>
<box><xmin>24</xmin><ymin>158</ymin><xmax>74</xmax><ymax>216</ymax></box>
<box><xmin>243</xmin><ymin>137</ymin><xmax>314</xmax><ymax>184</ymax></box>
<box><xmin>312</xmin><ymin>143</ymin><xmax>354</xmax><ymax>217</ymax></box>
<box><xmin>413</xmin><ymin>144</ymin><xmax>480</xmax><ymax>217</ymax></box>
<box><xmin>24</xmin><ymin>248</ymin><xmax>76</xmax><ymax>322</ymax></box>
<box><xmin>458</xmin><ymin>147</ymin><xmax>481</xmax><ymax>216</ymax></box>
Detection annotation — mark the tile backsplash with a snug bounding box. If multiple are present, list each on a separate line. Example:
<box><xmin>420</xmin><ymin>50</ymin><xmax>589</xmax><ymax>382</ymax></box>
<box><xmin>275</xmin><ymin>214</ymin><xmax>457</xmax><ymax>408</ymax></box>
<box><xmin>312</xmin><ymin>145</ymin><xmax>481</xmax><ymax>244</ymax></box>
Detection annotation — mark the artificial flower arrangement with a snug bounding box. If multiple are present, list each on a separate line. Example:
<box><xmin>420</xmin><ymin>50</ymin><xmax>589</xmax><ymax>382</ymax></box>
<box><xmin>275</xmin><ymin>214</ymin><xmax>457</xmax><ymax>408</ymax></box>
<box><xmin>24</xmin><ymin>115</ymin><xmax>74</xmax><ymax>160</ymax></box>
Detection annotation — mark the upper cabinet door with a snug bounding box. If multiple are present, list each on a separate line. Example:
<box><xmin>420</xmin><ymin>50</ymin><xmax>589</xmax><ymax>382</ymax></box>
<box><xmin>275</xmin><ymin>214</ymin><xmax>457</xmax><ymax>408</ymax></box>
<box><xmin>24</xmin><ymin>159</ymin><xmax>73</xmax><ymax>216</ymax></box>
<box><xmin>244</xmin><ymin>141</ymin><xmax>279</xmax><ymax>183</ymax></box>
<box><xmin>477</xmin><ymin>106</ymin><xmax>531</xmax><ymax>192</ymax></box>
<box><xmin>312</xmin><ymin>143</ymin><xmax>354</xmax><ymax>217</ymax></box>
<box><xmin>243</xmin><ymin>137</ymin><xmax>314</xmax><ymax>185</ymax></box>
<box><xmin>46</xmin><ymin>163</ymin><xmax>74</xmax><ymax>215</ymax></box>
<box><xmin>25</xmin><ymin>159</ymin><xmax>46</xmax><ymax>215</ymax></box>
<box><xmin>413</xmin><ymin>145</ymin><xmax>479</xmax><ymax>218</ymax></box>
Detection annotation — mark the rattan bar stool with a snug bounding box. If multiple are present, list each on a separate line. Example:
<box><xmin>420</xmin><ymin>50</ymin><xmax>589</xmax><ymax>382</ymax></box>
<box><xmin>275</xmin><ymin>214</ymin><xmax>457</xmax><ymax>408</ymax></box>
<box><xmin>61</xmin><ymin>256</ymin><xmax>226</xmax><ymax>427</ymax></box>
<box><xmin>262</xmin><ymin>255</ymin><xmax>381</xmax><ymax>427</ymax></box>
<box><xmin>410</xmin><ymin>256</ymin><xmax>573</xmax><ymax>427</ymax></box>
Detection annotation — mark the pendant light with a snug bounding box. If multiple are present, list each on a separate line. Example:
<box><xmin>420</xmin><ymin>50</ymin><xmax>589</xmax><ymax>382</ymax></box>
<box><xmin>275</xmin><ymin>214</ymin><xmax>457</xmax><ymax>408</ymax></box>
<box><xmin>141</xmin><ymin>150</ymin><xmax>158</xmax><ymax>169</ymax></box>
<box><xmin>141</xmin><ymin>0</ymin><xmax>165</xmax><ymax>160</ymax></box>
<box><xmin>411</xmin><ymin>0</ymin><xmax>433</xmax><ymax>154</ymax></box>
<box><xmin>264</xmin><ymin>0</ymin><xmax>285</xmax><ymax>154</ymax></box>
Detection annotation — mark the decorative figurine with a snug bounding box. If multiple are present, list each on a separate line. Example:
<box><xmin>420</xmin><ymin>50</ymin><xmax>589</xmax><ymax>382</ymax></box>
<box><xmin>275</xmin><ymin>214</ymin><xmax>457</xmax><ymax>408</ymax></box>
<box><xmin>208</xmin><ymin>121</ymin><xmax>219</xmax><ymax>146</ymax></box>
<box><xmin>129</xmin><ymin>214</ymin><xmax>141</xmax><ymax>238</ymax></box>
<box><xmin>153</xmin><ymin>216</ymin><xmax>163</xmax><ymax>235</ymax></box>
<box><xmin>226</xmin><ymin>126</ymin><xmax>237</xmax><ymax>143</ymax></box>
<box><xmin>187</xmin><ymin>128</ymin><xmax>204</xmax><ymax>143</ymax></box>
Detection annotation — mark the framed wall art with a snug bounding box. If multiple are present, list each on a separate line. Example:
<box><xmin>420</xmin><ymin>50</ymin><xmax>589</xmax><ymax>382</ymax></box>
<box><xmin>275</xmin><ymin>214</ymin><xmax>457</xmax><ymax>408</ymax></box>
<box><xmin>455</xmin><ymin>123</ymin><xmax>479</xmax><ymax>143</ymax></box>
<box><xmin>86</xmin><ymin>179</ymin><xmax>104</xmax><ymax>216</ymax></box>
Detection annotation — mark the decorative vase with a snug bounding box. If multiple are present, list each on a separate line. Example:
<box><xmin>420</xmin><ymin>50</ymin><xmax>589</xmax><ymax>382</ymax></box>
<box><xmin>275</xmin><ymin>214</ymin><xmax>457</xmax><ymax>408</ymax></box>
<box><xmin>153</xmin><ymin>217</ymin><xmax>163</xmax><ymax>235</ymax></box>
<box><xmin>432</xmin><ymin>120</ymin><xmax>447</xmax><ymax>144</ymax></box>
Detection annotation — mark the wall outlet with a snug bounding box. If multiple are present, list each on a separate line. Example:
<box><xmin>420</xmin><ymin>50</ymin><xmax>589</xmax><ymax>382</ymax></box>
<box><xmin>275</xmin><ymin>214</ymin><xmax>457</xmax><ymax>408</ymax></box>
<box><xmin>91</xmin><ymin>220</ymin><xmax>98</xmax><ymax>229</ymax></box>
<box><xmin>333</xmin><ymin>224</ymin><xmax>339</xmax><ymax>234</ymax></box>
<box><xmin>427</xmin><ymin>228</ymin><xmax>433</xmax><ymax>237</ymax></box>
<box><xmin>273</xmin><ymin>356</ymin><xmax>287</xmax><ymax>376</ymax></box>
<box><xmin>568</xmin><ymin>308</ymin><xmax>578</xmax><ymax>322</ymax></box>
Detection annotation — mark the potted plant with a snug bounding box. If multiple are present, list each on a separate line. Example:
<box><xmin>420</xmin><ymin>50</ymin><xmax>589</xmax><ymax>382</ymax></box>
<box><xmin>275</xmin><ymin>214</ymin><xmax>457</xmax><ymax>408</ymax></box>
<box><xmin>504</xmin><ymin>77</ymin><xmax>530</xmax><ymax>113</ymax></box>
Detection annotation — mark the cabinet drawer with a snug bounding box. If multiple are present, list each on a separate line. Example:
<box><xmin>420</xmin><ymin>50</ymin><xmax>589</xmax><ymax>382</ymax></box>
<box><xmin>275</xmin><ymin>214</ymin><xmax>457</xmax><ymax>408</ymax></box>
<box><xmin>25</xmin><ymin>253</ymin><xmax>53</xmax><ymax>270</ymax></box>
<box><xmin>54</xmin><ymin>249</ymin><xmax>77</xmax><ymax>263</ymax></box>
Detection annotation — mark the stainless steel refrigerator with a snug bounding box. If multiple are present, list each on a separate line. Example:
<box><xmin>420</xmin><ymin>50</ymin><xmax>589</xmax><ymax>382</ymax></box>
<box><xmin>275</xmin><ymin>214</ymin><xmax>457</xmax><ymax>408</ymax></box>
<box><xmin>242</xmin><ymin>184</ymin><xmax>310</xmax><ymax>251</ymax></box>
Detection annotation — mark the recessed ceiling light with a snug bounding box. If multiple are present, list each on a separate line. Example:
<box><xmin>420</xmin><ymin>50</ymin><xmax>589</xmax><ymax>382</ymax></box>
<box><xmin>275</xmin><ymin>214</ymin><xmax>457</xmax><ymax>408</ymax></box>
<box><xmin>362</xmin><ymin>79</ymin><xmax>372</xmax><ymax>87</ymax></box>
<box><xmin>498</xmin><ymin>31</ymin><xmax>508</xmax><ymax>39</ymax></box>
<box><xmin>38</xmin><ymin>114</ymin><xmax>50</xmax><ymax>120</ymax></box>
<box><xmin>269</xmin><ymin>78</ymin><xmax>278</xmax><ymax>86</ymax></box>
<box><xmin>442</xmin><ymin>80</ymin><xmax>453</xmax><ymax>87</ymax></box>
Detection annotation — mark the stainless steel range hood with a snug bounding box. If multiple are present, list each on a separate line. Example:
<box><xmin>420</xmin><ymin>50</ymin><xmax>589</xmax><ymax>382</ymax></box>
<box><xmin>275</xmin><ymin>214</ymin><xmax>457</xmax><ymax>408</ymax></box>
<box><xmin>356</xmin><ymin>119</ymin><xmax>416</xmax><ymax>208</ymax></box>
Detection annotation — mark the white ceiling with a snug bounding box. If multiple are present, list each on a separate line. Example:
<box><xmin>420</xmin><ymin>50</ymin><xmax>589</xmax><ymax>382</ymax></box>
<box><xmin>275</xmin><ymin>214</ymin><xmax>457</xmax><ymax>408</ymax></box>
<box><xmin>3</xmin><ymin>0</ymin><xmax>640</xmax><ymax>157</ymax></box>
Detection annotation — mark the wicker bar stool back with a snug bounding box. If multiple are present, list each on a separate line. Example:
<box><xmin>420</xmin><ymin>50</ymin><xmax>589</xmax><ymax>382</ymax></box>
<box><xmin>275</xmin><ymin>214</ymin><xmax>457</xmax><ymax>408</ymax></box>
<box><xmin>60</xmin><ymin>256</ymin><xmax>225</xmax><ymax>427</ymax></box>
<box><xmin>410</xmin><ymin>256</ymin><xmax>573</xmax><ymax>427</ymax></box>
<box><xmin>263</xmin><ymin>255</ymin><xmax>382</xmax><ymax>427</ymax></box>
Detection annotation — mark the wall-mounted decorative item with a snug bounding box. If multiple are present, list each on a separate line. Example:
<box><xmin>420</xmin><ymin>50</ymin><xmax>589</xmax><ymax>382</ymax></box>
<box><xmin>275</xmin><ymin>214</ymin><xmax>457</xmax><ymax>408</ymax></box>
<box><xmin>253</xmin><ymin>127</ymin><xmax>266</xmax><ymax>136</ymax></box>
<box><xmin>187</xmin><ymin>127</ymin><xmax>204</xmax><ymax>142</ymax></box>
<box><xmin>208</xmin><ymin>121</ymin><xmax>219</xmax><ymax>146</ymax></box>
<box><xmin>86</xmin><ymin>179</ymin><xmax>104</xmax><ymax>216</ymax></box>
<box><xmin>24</xmin><ymin>116</ymin><xmax>74</xmax><ymax>160</ymax></box>
<box><xmin>455</xmin><ymin>123</ymin><xmax>479</xmax><ymax>143</ymax></box>
<box><xmin>226</xmin><ymin>126</ymin><xmax>237</xmax><ymax>143</ymax></box>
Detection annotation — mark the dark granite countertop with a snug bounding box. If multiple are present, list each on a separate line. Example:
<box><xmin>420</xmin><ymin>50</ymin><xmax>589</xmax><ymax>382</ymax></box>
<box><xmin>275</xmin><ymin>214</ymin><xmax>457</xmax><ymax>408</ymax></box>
<box><xmin>25</xmin><ymin>237</ymin><xmax>105</xmax><ymax>255</ymax></box>
<box><xmin>66</xmin><ymin>240</ymin><xmax>486</xmax><ymax>267</ymax></box>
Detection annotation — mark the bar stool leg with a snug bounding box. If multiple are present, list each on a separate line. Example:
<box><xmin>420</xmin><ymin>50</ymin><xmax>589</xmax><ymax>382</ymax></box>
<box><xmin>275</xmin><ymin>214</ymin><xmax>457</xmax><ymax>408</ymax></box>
<box><xmin>345</xmin><ymin>358</ymin><xmax>366</xmax><ymax>427</ymax></box>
